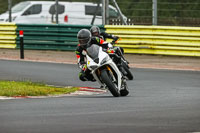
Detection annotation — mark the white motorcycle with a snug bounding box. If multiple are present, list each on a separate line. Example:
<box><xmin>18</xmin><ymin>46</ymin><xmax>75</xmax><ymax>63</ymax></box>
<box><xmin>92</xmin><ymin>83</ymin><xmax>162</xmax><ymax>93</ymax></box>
<box><xmin>86</xmin><ymin>44</ymin><xmax>129</xmax><ymax>97</ymax></box>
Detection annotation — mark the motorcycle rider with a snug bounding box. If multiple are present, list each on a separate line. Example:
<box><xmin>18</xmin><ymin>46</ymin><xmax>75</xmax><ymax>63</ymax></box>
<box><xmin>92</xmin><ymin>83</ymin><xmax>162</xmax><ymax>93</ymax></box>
<box><xmin>76</xmin><ymin>28</ymin><xmax>129</xmax><ymax>82</ymax></box>
<box><xmin>75</xmin><ymin>29</ymin><xmax>110</xmax><ymax>81</ymax></box>
<box><xmin>90</xmin><ymin>25</ymin><xmax>118</xmax><ymax>43</ymax></box>
<box><xmin>90</xmin><ymin>25</ymin><xmax>124</xmax><ymax>54</ymax></box>
<box><xmin>92</xmin><ymin>26</ymin><xmax>134</xmax><ymax>80</ymax></box>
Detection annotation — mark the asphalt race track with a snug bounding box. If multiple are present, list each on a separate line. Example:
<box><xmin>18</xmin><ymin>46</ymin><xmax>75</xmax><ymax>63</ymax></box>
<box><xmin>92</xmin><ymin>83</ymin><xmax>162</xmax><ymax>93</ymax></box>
<box><xmin>0</xmin><ymin>60</ymin><xmax>200</xmax><ymax>133</ymax></box>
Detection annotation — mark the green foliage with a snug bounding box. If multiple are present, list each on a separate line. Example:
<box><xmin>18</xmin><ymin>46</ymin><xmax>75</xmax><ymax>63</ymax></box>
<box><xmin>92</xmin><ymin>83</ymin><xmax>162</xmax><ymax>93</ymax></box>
<box><xmin>158</xmin><ymin>0</ymin><xmax>200</xmax><ymax>18</ymax></box>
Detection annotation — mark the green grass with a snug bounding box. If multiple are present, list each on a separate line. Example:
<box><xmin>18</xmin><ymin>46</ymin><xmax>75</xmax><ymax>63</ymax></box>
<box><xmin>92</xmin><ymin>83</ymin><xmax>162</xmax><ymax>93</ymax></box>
<box><xmin>0</xmin><ymin>80</ymin><xmax>79</xmax><ymax>97</ymax></box>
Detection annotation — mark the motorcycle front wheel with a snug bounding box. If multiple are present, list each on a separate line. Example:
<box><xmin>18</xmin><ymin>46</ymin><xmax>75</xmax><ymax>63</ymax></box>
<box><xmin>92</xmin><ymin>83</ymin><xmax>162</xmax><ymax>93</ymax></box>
<box><xmin>122</xmin><ymin>61</ymin><xmax>134</xmax><ymax>80</ymax></box>
<box><xmin>101</xmin><ymin>69</ymin><xmax>120</xmax><ymax>97</ymax></box>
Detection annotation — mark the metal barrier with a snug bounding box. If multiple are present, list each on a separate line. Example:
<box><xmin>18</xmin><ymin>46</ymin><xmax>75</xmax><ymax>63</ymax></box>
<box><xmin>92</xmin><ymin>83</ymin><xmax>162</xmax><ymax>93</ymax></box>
<box><xmin>16</xmin><ymin>24</ymin><xmax>87</xmax><ymax>51</ymax></box>
<box><xmin>105</xmin><ymin>25</ymin><xmax>200</xmax><ymax>56</ymax></box>
<box><xmin>1</xmin><ymin>23</ymin><xmax>199</xmax><ymax>57</ymax></box>
<box><xmin>0</xmin><ymin>23</ymin><xmax>17</xmax><ymax>48</ymax></box>
<box><xmin>16</xmin><ymin>24</ymin><xmax>105</xmax><ymax>51</ymax></box>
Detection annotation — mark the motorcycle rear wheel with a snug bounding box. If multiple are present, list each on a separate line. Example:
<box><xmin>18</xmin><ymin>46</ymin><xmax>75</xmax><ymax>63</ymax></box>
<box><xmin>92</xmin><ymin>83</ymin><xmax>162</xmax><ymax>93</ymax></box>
<box><xmin>120</xmin><ymin>82</ymin><xmax>129</xmax><ymax>96</ymax></box>
<box><xmin>101</xmin><ymin>69</ymin><xmax>120</xmax><ymax>97</ymax></box>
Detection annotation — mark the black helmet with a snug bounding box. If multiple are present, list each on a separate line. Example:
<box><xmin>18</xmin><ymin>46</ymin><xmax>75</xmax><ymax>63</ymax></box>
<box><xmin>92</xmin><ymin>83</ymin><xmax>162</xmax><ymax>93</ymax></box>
<box><xmin>90</xmin><ymin>25</ymin><xmax>100</xmax><ymax>36</ymax></box>
<box><xmin>77</xmin><ymin>29</ymin><xmax>91</xmax><ymax>48</ymax></box>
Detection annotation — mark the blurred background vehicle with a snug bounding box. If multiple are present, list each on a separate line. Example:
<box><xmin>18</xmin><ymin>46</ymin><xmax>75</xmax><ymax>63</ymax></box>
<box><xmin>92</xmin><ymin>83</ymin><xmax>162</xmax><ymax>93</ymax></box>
<box><xmin>0</xmin><ymin>0</ymin><xmax>200</xmax><ymax>26</ymax></box>
<box><xmin>0</xmin><ymin>0</ymin><xmax>127</xmax><ymax>25</ymax></box>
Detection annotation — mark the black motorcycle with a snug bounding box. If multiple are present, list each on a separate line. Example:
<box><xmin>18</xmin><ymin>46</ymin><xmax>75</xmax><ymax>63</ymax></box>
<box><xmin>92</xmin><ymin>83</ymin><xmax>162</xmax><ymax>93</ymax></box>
<box><xmin>106</xmin><ymin>41</ymin><xmax>134</xmax><ymax>80</ymax></box>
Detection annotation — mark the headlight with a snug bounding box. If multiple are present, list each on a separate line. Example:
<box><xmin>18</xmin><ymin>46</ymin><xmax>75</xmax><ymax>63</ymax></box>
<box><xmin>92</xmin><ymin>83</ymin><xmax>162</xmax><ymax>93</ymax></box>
<box><xmin>90</xmin><ymin>65</ymin><xmax>98</xmax><ymax>70</ymax></box>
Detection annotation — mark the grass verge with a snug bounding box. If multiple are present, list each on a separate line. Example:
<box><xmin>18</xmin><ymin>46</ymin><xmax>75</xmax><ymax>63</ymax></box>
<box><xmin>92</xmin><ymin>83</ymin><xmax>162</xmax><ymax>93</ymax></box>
<box><xmin>0</xmin><ymin>80</ymin><xmax>79</xmax><ymax>97</ymax></box>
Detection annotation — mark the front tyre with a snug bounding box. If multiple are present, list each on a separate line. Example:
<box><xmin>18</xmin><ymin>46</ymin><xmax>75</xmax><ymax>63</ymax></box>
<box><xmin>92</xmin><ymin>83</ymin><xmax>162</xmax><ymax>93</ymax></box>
<box><xmin>122</xmin><ymin>61</ymin><xmax>134</xmax><ymax>80</ymax></box>
<box><xmin>101</xmin><ymin>69</ymin><xmax>120</xmax><ymax>97</ymax></box>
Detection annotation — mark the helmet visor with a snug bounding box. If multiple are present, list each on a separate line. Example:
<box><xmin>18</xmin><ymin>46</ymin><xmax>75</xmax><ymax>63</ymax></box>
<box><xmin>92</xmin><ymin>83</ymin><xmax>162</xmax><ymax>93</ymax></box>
<box><xmin>78</xmin><ymin>38</ymin><xmax>90</xmax><ymax>47</ymax></box>
<box><xmin>92</xmin><ymin>31</ymin><xmax>99</xmax><ymax>36</ymax></box>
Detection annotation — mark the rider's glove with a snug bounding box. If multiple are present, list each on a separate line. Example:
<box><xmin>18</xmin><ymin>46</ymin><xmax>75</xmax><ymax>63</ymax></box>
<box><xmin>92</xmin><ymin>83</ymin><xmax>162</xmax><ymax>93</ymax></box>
<box><xmin>111</xmin><ymin>36</ymin><xmax>119</xmax><ymax>45</ymax></box>
<box><xmin>80</xmin><ymin>64</ymin><xmax>87</xmax><ymax>71</ymax></box>
<box><xmin>78</xmin><ymin>61</ymin><xmax>85</xmax><ymax>68</ymax></box>
<box><xmin>111</xmin><ymin>40</ymin><xmax>115</xmax><ymax>45</ymax></box>
<box><xmin>113</xmin><ymin>36</ymin><xmax>119</xmax><ymax>42</ymax></box>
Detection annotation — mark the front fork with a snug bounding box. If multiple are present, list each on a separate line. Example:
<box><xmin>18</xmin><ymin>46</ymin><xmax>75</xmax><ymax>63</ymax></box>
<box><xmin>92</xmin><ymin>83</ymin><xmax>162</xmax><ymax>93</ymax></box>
<box><xmin>95</xmin><ymin>65</ymin><xmax>121</xmax><ymax>91</ymax></box>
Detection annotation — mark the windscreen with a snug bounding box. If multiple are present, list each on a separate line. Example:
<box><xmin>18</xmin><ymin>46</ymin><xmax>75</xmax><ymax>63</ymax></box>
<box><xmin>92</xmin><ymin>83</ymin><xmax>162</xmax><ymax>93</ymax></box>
<box><xmin>86</xmin><ymin>44</ymin><xmax>99</xmax><ymax>59</ymax></box>
<box><xmin>12</xmin><ymin>2</ymin><xmax>30</xmax><ymax>13</ymax></box>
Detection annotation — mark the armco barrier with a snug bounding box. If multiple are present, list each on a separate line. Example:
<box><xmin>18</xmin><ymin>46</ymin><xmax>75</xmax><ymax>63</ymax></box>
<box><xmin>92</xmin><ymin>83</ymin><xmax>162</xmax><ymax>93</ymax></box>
<box><xmin>16</xmin><ymin>24</ymin><xmax>104</xmax><ymax>51</ymax></box>
<box><xmin>105</xmin><ymin>25</ymin><xmax>200</xmax><ymax>56</ymax></box>
<box><xmin>1</xmin><ymin>23</ymin><xmax>200</xmax><ymax>57</ymax></box>
<box><xmin>0</xmin><ymin>23</ymin><xmax>17</xmax><ymax>48</ymax></box>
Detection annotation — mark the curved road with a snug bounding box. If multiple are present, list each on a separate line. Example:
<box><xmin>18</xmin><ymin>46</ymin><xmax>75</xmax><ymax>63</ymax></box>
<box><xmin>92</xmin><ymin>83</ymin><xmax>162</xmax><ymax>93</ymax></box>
<box><xmin>0</xmin><ymin>60</ymin><xmax>200</xmax><ymax>133</ymax></box>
